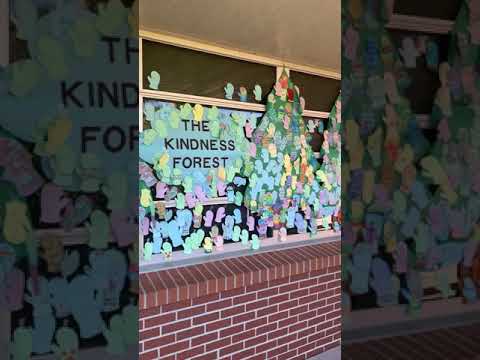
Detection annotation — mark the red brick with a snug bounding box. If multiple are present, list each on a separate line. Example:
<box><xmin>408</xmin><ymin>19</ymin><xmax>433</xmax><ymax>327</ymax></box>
<box><xmin>298</xmin><ymin>326</ymin><xmax>316</xmax><ymax>339</ymax></box>
<box><xmin>222</xmin><ymin>304</ymin><xmax>245</xmax><ymax>318</ymax></box>
<box><xmin>268</xmin><ymin>327</ymin><xmax>288</xmax><ymax>340</ymax></box>
<box><xmin>309</xmin><ymin>299</ymin><xmax>327</xmax><ymax>311</ymax></box>
<box><xmin>177</xmin><ymin>345</ymin><xmax>205</xmax><ymax>360</ymax></box>
<box><xmin>327</xmin><ymin>280</ymin><xmax>341</xmax><ymax>289</ymax></box>
<box><xmin>288</xmin><ymin>338</ymin><xmax>307</xmax><ymax>351</ymax></box>
<box><xmin>246</xmin><ymin>282</ymin><xmax>269</xmax><ymax>293</ymax></box>
<box><xmin>245</xmin><ymin>317</ymin><xmax>268</xmax><ymax>330</ymax></box>
<box><xmin>140</xmin><ymin>327</ymin><xmax>160</xmax><ymax>341</ymax></box>
<box><xmin>144</xmin><ymin>313</ymin><xmax>176</xmax><ymax>328</ymax></box>
<box><xmin>290</xmin><ymin>289</ymin><xmax>309</xmax><ymax>299</ymax></box>
<box><xmin>258</xmin><ymin>287</ymin><xmax>279</xmax><ymax>299</ymax></box>
<box><xmin>298</xmin><ymin>310</ymin><xmax>317</xmax><ymax>322</ymax></box>
<box><xmin>232</xmin><ymin>329</ymin><xmax>256</xmax><ymax>343</ymax></box>
<box><xmin>309</xmin><ymin>284</ymin><xmax>326</xmax><ymax>294</ymax></box>
<box><xmin>269</xmin><ymin>277</ymin><xmax>289</xmax><ymax>288</ymax></box>
<box><xmin>206</xmin><ymin>337</ymin><xmax>232</xmax><ymax>352</ymax></box>
<box><xmin>268</xmin><ymin>310</ymin><xmax>289</xmax><ymax>323</ymax></box>
<box><xmin>334</xmin><ymin>332</ymin><xmax>341</xmax><ymax>340</ymax></box>
<box><xmin>299</xmin><ymin>294</ymin><xmax>317</xmax><ymax>305</ymax></box>
<box><xmin>192</xmin><ymin>332</ymin><xmax>219</xmax><ymax>347</ymax></box>
<box><xmin>246</xmin><ymin>299</ymin><xmax>268</xmax><ymax>312</ymax></box>
<box><xmin>316</xmin><ymin>320</ymin><xmax>333</xmax><ymax>331</ymax></box>
<box><xmin>279</xmin><ymin>299</ymin><xmax>298</xmax><ymax>312</ymax></box>
<box><xmin>306</xmin><ymin>348</ymin><xmax>324</xmax><ymax>358</ymax></box>
<box><xmin>207</xmin><ymin>298</ymin><xmax>233</xmax><ymax>312</ymax></box>
<box><xmin>177</xmin><ymin>325</ymin><xmax>205</xmax><ymax>341</ymax></box>
<box><xmin>318</xmin><ymin>304</ymin><xmax>335</xmax><ymax>316</ymax></box>
<box><xmin>289</xmin><ymin>321</ymin><xmax>306</xmax><ymax>333</ymax></box>
<box><xmin>140</xmin><ymin>306</ymin><xmax>161</xmax><ymax>318</ymax></box>
<box><xmin>318</xmin><ymin>274</ymin><xmax>335</xmax><ymax>284</ymax></box>
<box><xmin>279</xmin><ymin>283</ymin><xmax>299</xmax><ymax>293</ymax></box>
<box><xmin>220</xmin><ymin>342</ymin><xmax>244</xmax><ymax>357</ymax></box>
<box><xmin>140</xmin><ymin>350</ymin><xmax>158</xmax><ymax>360</ymax></box>
<box><xmin>178</xmin><ymin>305</ymin><xmax>205</xmax><ymax>319</ymax></box>
<box><xmin>310</xmin><ymin>269</ymin><xmax>327</xmax><ymax>277</ymax></box>
<box><xmin>326</xmin><ymin>310</ymin><xmax>341</xmax><ymax>320</ymax></box>
<box><xmin>290</xmin><ymin>272</ymin><xmax>309</xmax><ymax>282</ymax></box>
<box><xmin>220</xmin><ymin>324</ymin><xmax>244</xmax><ymax>338</ymax></box>
<box><xmin>256</xmin><ymin>340</ymin><xmax>277</xmax><ymax>353</ymax></box>
<box><xmin>289</xmin><ymin>305</ymin><xmax>308</xmax><ymax>317</ymax></box>
<box><xmin>326</xmin><ymin>325</ymin><xmax>341</xmax><ymax>336</ymax></box>
<box><xmin>278</xmin><ymin>350</ymin><xmax>298</xmax><ymax>360</ymax></box>
<box><xmin>162</xmin><ymin>299</ymin><xmax>191</xmax><ymax>312</ymax></box>
<box><xmin>206</xmin><ymin>318</ymin><xmax>231</xmax><ymax>332</ymax></box>
<box><xmin>278</xmin><ymin>333</ymin><xmax>298</xmax><ymax>346</ymax></box>
<box><xmin>194</xmin><ymin>312</ymin><xmax>220</xmax><ymax>325</ymax></box>
<box><xmin>268</xmin><ymin>293</ymin><xmax>289</xmax><ymax>305</ymax></box>
<box><xmin>258</xmin><ymin>304</ymin><xmax>278</xmax><ymax>317</ymax></box>
<box><xmin>279</xmin><ymin>316</ymin><xmax>298</xmax><ymax>329</ymax></box>
<box><xmin>143</xmin><ymin>334</ymin><xmax>174</xmax><ymax>351</ymax></box>
<box><xmin>245</xmin><ymin>334</ymin><xmax>267</xmax><ymax>348</ymax></box>
<box><xmin>191</xmin><ymin>352</ymin><xmax>218</xmax><ymax>360</ymax></box>
<box><xmin>234</xmin><ymin>293</ymin><xmax>257</xmax><ymax>305</ymax></box>
<box><xmin>139</xmin><ymin>320</ymin><xmax>144</xmax><ymax>330</ymax></box>
<box><xmin>232</xmin><ymin>348</ymin><xmax>255</xmax><ymax>360</ymax></box>
<box><xmin>159</xmin><ymin>340</ymin><xmax>189</xmax><ymax>356</ymax></box>
<box><xmin>267</xmin><ymin>344</ymin><xmax>289</xmax><ymax>358</ymax></box>
<box><xmin>308</xmin><ymin>330</ymin><xmax>326</xmax><ymax>343</ymax></box>
<box><xmin>256</xmin><ymin>323</ymin><xmax>277</xmax><ymax>335</ymax></box>
<box><xmin>316</xmin><ymin>335</ymin><xmax>333</xmax><ymax>347</ymax></box>
<box><xmin>233</xmin><ymin>312</ymin><xmax>255</xmax><ymax>324</ymax></box>
<box><xmin>221</xmin><ymin>287</ymin><xmax>245</xmax><ymax>299</ymax></box>
<box><xmin>246</xmin><ymin>354</ymin><xmax>266</xmax><ymax>360</ymax></box>
<box><xmin>193</xmin><ymin>293</ymin><xmax>220</xmax><ymax>305</ymax></box>
<box><xmin>308</xmin><ymin>315</ymin><xmax>327</xmax><ymax>327</ymax></box>
<box><xmin>299</xmin><ymin>278</ymin><xmax>317</xmax><ymax>288</ymax></box>
<box><xmin>162</xmin><ymin>319</ymin><xmax>191</xmax><ymax>334</ymax></box>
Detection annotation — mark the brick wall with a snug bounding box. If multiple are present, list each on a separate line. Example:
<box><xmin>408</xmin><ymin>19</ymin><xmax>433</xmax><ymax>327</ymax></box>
<box><xmin>139</xmin><ymin>241</ymin><xmax>341</xmax><ymax>360</ymax></box>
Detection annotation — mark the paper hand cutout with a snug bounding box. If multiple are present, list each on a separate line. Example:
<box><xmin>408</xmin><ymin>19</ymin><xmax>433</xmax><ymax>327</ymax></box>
<box><xmin>3</xmin><ymin>200</ymin><xmax>31</xmax><ymax>245</ymax></box>
<box><xmin>193</xmin><ymin>104</ymin><xmax>204</xmax><ymax>122</ymax></box>
<box><xmin>222</xmin><ymin>216</ymin><xmax>235</xmax><ymax>240</ymax></box>
<box><xmin>51</xmin><ymin>323</ymin><xmax>79</xmax><ymax>359</ymax></box>
<box><xmin>399</xmin><ymin>37</ymin><xmax>419</xmax><ymax>68</ymax></box>
<box><xmin>247</xmin><ymin>216</ymin><xmax>255</xmax><ymax>231</ymax></box>
<box><xmin>233</xmin><ymin>209</ymin><xmax>242</xmax><ymax>224</ymax></box>
<box><xmin>24</xmin><ymin>277</ymin><xmax>55</xmax><ymax>354</ymax></box>
<box><xmin>253</xmin><ymin>85</ymin><xmax>262</xmax><ymax>101</ymax></box>
<box><xmin>147</xmin><ymin>71</ymin><xmax>160</xmax><ymax>90</ymax></box>
<box><xmin>232</xmin><ymin>226</ymin><xmax>241</xmax><ymax>242</ymax></box>
<box><xmin>215</xmin><ymin>207</ymin><xmax>226</xmax><ymax>223</ymax></box>
<box><xmin>238</xmin><ymin>87</ymin><xmax>248</xmax><ymax>102</ymax></box>
<box><xmin>40</xmin><ymin>183</ymin><xmax>71</xmax><ymax>224</ymax></box>
<box><xmin>350</xmin><ymin>243</ymin><xmax>372</xmax><ymax>295</ymax></box>
<box><xmin>401</xmin><ymin>206</ymin><xmax>420</xmax><ymax>238</ymax></box>
<box><xmin>370</xmin><ymin>257</ymin><xmax>397</xmax><ymax>306</ymax></box>
<box><xmin>203</xmin><ymin>210</ymin><xmax>214</xmax><ymax>227</ymax></box>
<box><xmin>224</xmin><ymin>83</ymin><xmax>234</xmax><ymax>100</ymax></box>
<box><xmin>86</xmin><ymin>210</ymin><xmax>110</xmax><ymax>249</ymax></box>
<box><xmin>421</xmin><ymin>156</ymin><xmax>457</xmax><ymax>204</ymax></box>
<box><xmin>426</xmin><ymin>41</ymin><xmax>439</xmax><ymax>70</ymax></box>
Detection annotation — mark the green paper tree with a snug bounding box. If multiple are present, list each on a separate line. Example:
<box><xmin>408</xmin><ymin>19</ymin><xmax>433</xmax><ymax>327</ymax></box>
<box><xmin>243</xmin><ymin>70</ymin><xmax>321</xmax><ymax>231</ymax></box>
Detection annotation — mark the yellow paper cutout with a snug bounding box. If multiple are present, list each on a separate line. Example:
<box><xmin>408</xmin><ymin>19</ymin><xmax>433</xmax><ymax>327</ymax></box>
<box><xmin>193</xmin><ymin>104</ymin><xmax>204</xmax><ymax>122</ymax></box>
<box><xmin>3</xmin><ymin>201</ymin><xmax>31</xmax><ymax>245</ymax></box>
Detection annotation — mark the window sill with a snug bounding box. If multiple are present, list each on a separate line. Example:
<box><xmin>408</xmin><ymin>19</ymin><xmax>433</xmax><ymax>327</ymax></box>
<box><xmin>139</xmin><ymin>237</ymin><xmax>340</xmax><ymax>310</ymax></box>
<box><xmin>140</xmin><ymin>230</ymin><xmax>340</xmax><ymax>273</ymax></box>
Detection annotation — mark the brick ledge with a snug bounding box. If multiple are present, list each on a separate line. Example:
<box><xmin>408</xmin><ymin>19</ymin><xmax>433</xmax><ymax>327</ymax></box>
<box><xmin>140</xmin><ymin>241</ymin><xmax>340</xmax><ymax>310</ymax></box>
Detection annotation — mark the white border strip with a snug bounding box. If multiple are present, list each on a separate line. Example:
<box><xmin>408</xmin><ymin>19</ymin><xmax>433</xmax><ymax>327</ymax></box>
<box><xmin>139</xmin><ymin>90</ymin><xmax>330</xmax><ymax>119</ymax></box>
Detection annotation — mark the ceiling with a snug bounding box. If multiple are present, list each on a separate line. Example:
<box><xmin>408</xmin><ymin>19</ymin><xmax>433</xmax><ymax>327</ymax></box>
<box><xmin>139</xmin><ymin>0</ymin><xmax>340</xmax><ymax>75</ymax></box>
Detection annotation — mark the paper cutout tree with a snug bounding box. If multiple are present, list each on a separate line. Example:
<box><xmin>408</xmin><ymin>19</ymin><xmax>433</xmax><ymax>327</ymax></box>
<box><xmin>318</xmin><ymin>94</ymin><xmax>342</xmax><ymax>228</ymax></box>
<box><xmin>427</xmin><ymin>0</ymin><xmax>480</xmax><ymax>302</ymax></box>
<box><xmin>342</xmin><ymin>0</ymin><xmax>434</xmax><ymax>312</ymax></box>
<box><xmin>243</xmin><ymin>70</ymin><xmax>322</xmax><ymax>235</ymax></box>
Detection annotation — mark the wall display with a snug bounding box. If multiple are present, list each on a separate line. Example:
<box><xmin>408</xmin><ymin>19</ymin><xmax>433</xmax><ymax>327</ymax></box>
<box><xmin>342</xmin><ymin>0</ymin><xmax>479</xmax><ymax>314</ymax></box>
<box><xmin>139</xmin><ymin>72</ymin><xmax>341</xmax><ymax>260</ymax></box>
<box><xmin>0</xmin><ymin>0</ymin><xmax>138</xmax><ymax>356</ymax></box>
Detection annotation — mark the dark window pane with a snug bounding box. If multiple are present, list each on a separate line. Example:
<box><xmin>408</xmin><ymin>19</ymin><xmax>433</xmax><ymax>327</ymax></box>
<box><xmin>393</xmin><ymin>0</ymin><xmax>462</xmax><ymax>20</ymax></box>
<box><xmin>142</xmin><ymin>40</ymin><xmax>276</xmax><ymax>103</ymax></box>
<box><xmin>389</xmin><ymin>30</ymin><xmax>450</xmax><ymax>114</ymax></box>
<box><xmin>290</xmin><ymin>71</ymin><xmax>340</xmax><ymax>112</ymax></box>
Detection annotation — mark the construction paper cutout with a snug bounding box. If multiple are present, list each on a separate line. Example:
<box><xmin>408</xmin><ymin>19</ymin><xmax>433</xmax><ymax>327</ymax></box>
<box><xmin>247</xmin><ymin>216</ymin><xmax>255</xmax><ymax>231</ymax></box>
<box><xmin>344</xmin><ymin>26</ymin><xmax>359</xmax><ymax>61</ymax></box>
<box><xmin>222</xmin><ymin>216</ymin><xmax>235</xmax><ymax>240</ymax></box>
<box><xmin>24</xmin><ymin>276</ymin><xmax>55</xmax><ymax>354</ymax></box>
<box><xmin>150</xmin><ymin>221</ymin><xmax>164</xmax><ymax>254</ymax></box>
<box><xmin>399</xmin><ymin>37</ymin><xmax>419</xmax><ymax>68</ymax></box>
<box><xmin>253</xmin><ymin>85</ymin><xmax>262</xmax><ymax>101</ymax></box>
<box><xmin>161</xmin><ymin>243</ymin><xmax>173</xmax><ymax>259</ymax></box>
<box><xmin>203</xmin><ymin>210</ymin><xmax>214</xmax><ymax>227</ymax></box>
<box><xmin>238</xmin><ymin>87</ymin><xmax>248</xmax><ymax>102</ymax></box>
<box><xmin>193</xmin><ymin>104</ymin><xmax>204</xmax><ymax>122</ymax></box>
<box><xmin>103</xmin><ymin>314</ymin><xmax>126</xmax><ymax>354</ymax></box>
<box><xmin>224</xmin><ymin>83</ymin><xmax>234</xmax><ymax>100</ymax></box>
<box><xmin>233</xmin><ymin>209</ymin><xmax>242</xmax><ymax>224</ymax></box>
<box><xmin>350</xmin><ymin>243</ymin><xmax>372</xmax><ymax>295</ymax></box>
<box><xmin>371</xmin><ymin>257</ymin><xmax>397</xmax><ymax>306</ymax></box>
<box><xmin>3</xmin><ymin>200</ymin><xmax>31</xmax><ymax>245</ymax></box>
<box><xmin>203</xmin><ymin>237</ymin><xmax>213</xmax><ymax>253</ymax></box>
<box><xmin>401</xmin><ymin>206</ymin><xmax>420</xmax><ymax>238</ymax></box>
<box><xmin>147</xmin><ymin>70</ymin><xmax>160</xmax><ymax>89</ymax></box>
<box><xmin>10</xmin><ymin>321</ymin><xmax>33</xmax><ymax>360</ymax></box>
<box><xmin>251</xmin><ymin>235</ymin><xmax>260</xmax><ymax>250</ymax></box>
<box><xmin>232</xmin><ymin>226</ymin><xmax>241</xmax><ymax>242</ymax></box>
<box><xmin>215</xmin><ymin>207</ymin><xmax>226</xmax><ymax>223</ymax></box>
<box><xmin>426</xmin><ymin>40</ymin><xmax>439</xmax><ymax>70</ymax></box>
<box><xmin>86</xmin><ymin>210</ymin><xmax>110</xmax><ymax>249</ymax></box>
<box><xmin>51</xmin><ymin>322</ymin><xmax>79</xmax><ymax>359</ymax></box>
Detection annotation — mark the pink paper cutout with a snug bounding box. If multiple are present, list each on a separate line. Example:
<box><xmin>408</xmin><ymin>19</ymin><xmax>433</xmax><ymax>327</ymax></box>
<box><xmin>40</xmin><ymin>183</ymin><xmax>71</xmax><ymax>224</ymax></box>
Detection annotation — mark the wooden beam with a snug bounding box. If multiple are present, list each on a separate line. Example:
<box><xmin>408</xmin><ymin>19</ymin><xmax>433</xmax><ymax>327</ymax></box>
<box><xmin>386</xmin><ymin>14</ymin><xmax>454</xmax><ymax>34</ymax></box>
